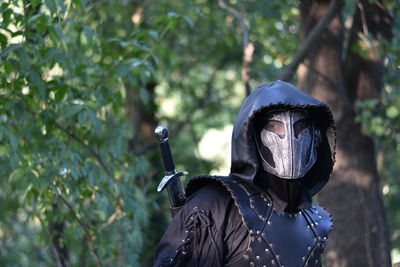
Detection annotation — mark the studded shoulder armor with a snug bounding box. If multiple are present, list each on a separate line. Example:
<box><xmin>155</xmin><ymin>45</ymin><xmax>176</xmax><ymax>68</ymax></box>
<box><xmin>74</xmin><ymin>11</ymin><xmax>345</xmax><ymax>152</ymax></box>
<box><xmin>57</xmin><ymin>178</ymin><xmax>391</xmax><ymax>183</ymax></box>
<box><xmin>186</xmin><ymin>175</ymin><xmax>333</xmax><ymax>267</ymax></box>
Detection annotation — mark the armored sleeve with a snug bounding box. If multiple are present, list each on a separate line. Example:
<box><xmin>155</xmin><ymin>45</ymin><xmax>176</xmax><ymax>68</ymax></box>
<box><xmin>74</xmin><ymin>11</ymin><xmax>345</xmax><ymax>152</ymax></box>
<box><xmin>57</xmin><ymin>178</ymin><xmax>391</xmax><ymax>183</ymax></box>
<box><xmin>153</xmin><ymin>183</ymin><xmax>248</xmax><ymax>266</ymax></box>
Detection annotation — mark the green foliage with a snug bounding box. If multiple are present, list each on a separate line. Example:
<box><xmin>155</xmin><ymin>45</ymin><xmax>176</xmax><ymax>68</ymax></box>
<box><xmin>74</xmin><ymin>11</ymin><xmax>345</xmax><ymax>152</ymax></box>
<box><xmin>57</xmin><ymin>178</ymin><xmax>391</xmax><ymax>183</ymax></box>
<box><xmin>0</xmin><ymin>0</ymin><xmax>173</xmax><ymax>265</ymax></box>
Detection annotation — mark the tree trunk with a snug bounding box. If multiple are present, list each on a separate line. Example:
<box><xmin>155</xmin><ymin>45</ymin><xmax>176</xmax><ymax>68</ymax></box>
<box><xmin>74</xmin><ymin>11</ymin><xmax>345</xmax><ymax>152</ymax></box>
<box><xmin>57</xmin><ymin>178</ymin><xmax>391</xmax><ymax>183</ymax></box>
<box><xmin>297</xmin><ymin>0</ymin><xmax>392</xmax><ymax>266</ymax></box>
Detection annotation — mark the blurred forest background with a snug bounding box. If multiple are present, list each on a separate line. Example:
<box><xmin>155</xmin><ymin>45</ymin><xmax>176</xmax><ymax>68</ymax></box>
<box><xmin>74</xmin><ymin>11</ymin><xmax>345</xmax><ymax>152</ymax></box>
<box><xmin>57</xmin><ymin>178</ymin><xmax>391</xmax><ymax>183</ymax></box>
<box><xmin>0</xmin><ymin>0</ymin><xmax>399</xmax><ymax>266</ymax></box>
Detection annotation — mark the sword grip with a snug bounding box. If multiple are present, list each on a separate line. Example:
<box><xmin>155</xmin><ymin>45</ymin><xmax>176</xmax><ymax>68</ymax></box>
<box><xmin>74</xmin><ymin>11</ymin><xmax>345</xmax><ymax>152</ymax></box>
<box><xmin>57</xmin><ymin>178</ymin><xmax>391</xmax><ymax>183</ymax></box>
<box><xmin>160</xmin><ymin>140</ymin><xmax>175</xmax><ymax>173</ymax></box>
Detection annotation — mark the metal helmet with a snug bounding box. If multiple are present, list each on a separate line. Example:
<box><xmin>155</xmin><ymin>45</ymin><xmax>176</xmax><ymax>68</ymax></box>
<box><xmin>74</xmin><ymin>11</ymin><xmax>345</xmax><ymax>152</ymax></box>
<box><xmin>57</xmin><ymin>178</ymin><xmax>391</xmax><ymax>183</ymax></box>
<box><xmin>255</xmin><ymin>109</ymin><xmax>321</xmax><ymax>179</ymax></box>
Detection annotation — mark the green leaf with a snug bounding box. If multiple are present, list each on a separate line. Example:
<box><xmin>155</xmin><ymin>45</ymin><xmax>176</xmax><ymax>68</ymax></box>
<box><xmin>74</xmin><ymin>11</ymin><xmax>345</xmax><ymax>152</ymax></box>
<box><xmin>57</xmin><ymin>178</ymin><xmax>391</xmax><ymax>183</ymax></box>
<box><xmin>140</xmin><ymin>86</ymin><xmax>149</xmax><ymax>105</ymax></box>
<box><xmin>6</xmin><ymin>131</ymin><xmax>18</xmax><ymax>151</ymax></box>
<box><xmin>387</xmin><ymin>106</ymin><xmax>399</xmax><ymax>119</ymax></box>
<box><xmin>0</xmin><ymin>33</ymin><xmax>8</xmax><ymax>48</ymax></box>
<box><xmin>0</xmin><ymin>145</ymin><xmax>10</xmax><ymax>156</ymax></box>
<box><xmin>9</xmin><ymin>168</ymin><xmax>25</xmax><ymax>182</ymax></box>
<box><xmin>61</xmin><ymin>105</ymin><xmax>83</xmax><ymax>118</ymax></box>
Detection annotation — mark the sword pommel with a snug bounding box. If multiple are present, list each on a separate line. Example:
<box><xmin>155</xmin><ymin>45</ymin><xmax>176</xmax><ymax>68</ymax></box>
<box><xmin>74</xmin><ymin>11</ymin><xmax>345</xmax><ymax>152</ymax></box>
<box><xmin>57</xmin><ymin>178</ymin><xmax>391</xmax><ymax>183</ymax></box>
<box><xmin>154</xmin><ymin>126</ymin><xmax>168</xmax><ymax>143</ymax></box>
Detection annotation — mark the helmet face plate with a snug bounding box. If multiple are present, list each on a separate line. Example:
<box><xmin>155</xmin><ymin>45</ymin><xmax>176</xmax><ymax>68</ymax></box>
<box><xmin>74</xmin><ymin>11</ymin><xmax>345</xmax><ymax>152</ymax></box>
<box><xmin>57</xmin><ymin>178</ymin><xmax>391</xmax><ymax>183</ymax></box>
<box><xmin>256</xmin><ymin>109</ymin><xmax>320</xmax><ymax>179</ymax></box>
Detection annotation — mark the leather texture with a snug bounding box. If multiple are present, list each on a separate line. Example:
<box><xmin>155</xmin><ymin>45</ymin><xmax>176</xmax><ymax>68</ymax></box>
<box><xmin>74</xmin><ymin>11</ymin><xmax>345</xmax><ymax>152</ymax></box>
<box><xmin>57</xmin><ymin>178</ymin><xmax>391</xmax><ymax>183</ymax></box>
<box><xmin>186</xmin><ymin>175</ymin><xmax>333</xmax><ymax>267</ymax></box>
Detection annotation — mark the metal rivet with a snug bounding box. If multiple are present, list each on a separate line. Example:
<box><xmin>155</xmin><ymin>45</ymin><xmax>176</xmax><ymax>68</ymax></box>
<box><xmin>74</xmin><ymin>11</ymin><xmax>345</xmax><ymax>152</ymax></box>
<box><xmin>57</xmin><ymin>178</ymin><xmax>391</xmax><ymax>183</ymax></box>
<box><xmin>271</xmin><ymin>259</ymin><xmax>275</xmax><ymax>264</ymax></box>
<box><xmin>315</xmin><ymin>222</ymin><xmax>319</xmax><ymax>226</ymax></box>
<box><xmin>267</xmin><ymin>202</ymin><xmax>271</xmax><ymax>207</ymax></box>
<box><xmin>270</xmin><ymin>243</ymin><xmax>274</xmax><ymax>247</ymax></box>
<box><xmin>193</xmin><ymin>206</ymin><xmax>198</xmax><ymax>210</ymax></box>
<box><xmin>276</xmin><ymin>255</ymin><xmax>280</xmax><ymax>259</ymax></box>
<box><xmin>244</xmin><ymin>254</ymin><xmax>249</xmax><ymax>260</ymax></box>
<box><xmin>250</xmin><ymin>262</ymin><xmax>255</xmax><ymax>266</ymax></box>
<box><xmin>308</xmin><ymin>246</ymin><xmax>311</xmax><ymax>250</ymax></box>
<box><xmin>256</xmin><ymin>230</ymin><xmax>261</xmax><ymax>234</ymax></box>
<box><xmin>318</xmin><ymin>215</ymin><xmax>322</xmax><ymax>219</ymax></box>
<box><xmin>249</xmin><ymin>230</ymin><xmax>254</xmax><ymax>234</ymax></box>
<box><xmin>265</xmin><ymin>248</ymin><xmax>269</xmax><ymax>252</ymax></box>
<box><xmin>302</xmin><ymin>257</ymin><xmax>306</xmax><ymax>261</ymax></box>
<box><xmin>267</xmin><ymin>221</ymin><xmax>271</xmax><ymax>225</ymax></box>
<box><xmin>256</xmin><ymin>256</ymin><xmax>260</xmax><ymax>260</ymax></box>
<box><xmin>251</xmin><ymin>237</ymin><xmax>255</xmax><ymax>242</ymax></box>
<box><xmin>324</xmin><ymin>237</ymin><xmax>327</xmax><ymax>240</ymax></box>
<box><xmin>181</xmin><ymin>239</ymin><xmax>185</xmax><ymax>242</ymax></box>
<box><xmin>258</xmin><ymin>237</ymin><xmax>262</xmax><ymax>242</ymax></box>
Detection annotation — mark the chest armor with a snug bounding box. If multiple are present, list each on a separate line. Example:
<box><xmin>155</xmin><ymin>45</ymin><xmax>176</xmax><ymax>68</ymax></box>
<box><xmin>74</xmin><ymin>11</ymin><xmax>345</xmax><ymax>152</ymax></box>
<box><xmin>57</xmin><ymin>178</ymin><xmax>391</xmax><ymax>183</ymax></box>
<box><xmin>188</xmin><ymin>176</ymin><xmax>333</xmax><ymax>267</ymax></box>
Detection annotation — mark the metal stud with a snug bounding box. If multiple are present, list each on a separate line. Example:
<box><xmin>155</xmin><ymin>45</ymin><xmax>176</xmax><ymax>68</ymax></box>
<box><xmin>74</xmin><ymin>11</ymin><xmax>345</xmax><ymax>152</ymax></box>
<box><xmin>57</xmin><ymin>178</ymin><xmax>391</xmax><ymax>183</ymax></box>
<box><xmin>265</xmin><ymin>248</ymin><xmax>269</xmax><ymax>252</ymax></box>
<box><xmin>256</xmin><ymin>230</ymin><xmax>261</xmax><ymax>234</ymax></box>
<box><xmin>249</xmin><ymin>230</ymin><xmax>254</xmax><ymax>234</ymax></box>
<box><xmin>256</xmin><ymin>256</ymin><xmax>260</xmax><ymax>260</ymax></box>
<box><xmin>258</xmin><ymin>237</ymin><xmax>262</xmax><ymax>242</ymax></box>
<box><xmin>249</xmin><ymin>262</ymin><xmax>255</xmax><ymax>267</ymax></box>
<box><xmin>302</xmin><ymin>256</ymin><xmax>306</xmax><ymax>261</ymax></box>
<box><xmin>244</xmin><ymin>254</ymin><xmax>249</xmax><ymax>260</ymax></box>
<box><xmin>267</xmin><ymin>221</ymin><xmax>271</xmax><ymax>225</ymax></box>
<box><xmin>271</xmin><ymin>259</ymin><xmax>275</xmax><ymax>265</ymax></box>
<box><xmin>308</xmin><ymin>246</ymin><xmax>311</xmax><ymax>251</ymax></box>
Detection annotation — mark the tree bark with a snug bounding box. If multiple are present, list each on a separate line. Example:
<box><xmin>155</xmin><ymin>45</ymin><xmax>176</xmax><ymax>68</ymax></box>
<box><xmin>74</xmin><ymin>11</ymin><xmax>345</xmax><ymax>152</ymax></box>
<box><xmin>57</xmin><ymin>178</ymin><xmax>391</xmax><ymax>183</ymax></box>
<box><xmin>297</xmin><ymin>0</ymin><xmax>392</xmax><ymax>266</ymax></box>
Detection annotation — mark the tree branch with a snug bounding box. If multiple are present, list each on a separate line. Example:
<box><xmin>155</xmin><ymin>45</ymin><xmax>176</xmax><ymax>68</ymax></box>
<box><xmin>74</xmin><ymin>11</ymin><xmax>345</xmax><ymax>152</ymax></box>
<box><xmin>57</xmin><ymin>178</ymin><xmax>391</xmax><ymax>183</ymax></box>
<box><xmin>218</xmin><ymin>0</ymin><xmax>254</xmax><ymax>95</ymax></box>
<box><xmin>279</xmin><ymin>0</ymin><xmax>338</xmax><ymax>82</ymax></box>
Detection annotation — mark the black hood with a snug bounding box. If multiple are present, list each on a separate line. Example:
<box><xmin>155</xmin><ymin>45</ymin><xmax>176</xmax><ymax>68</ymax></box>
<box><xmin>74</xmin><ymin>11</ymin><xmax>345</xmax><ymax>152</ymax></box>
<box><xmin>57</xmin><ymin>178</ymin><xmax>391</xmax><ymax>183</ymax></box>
<box><xmin>230</xmin><ymin>80</ymin><xmax>335</xmax><ymax>196</ymax></box>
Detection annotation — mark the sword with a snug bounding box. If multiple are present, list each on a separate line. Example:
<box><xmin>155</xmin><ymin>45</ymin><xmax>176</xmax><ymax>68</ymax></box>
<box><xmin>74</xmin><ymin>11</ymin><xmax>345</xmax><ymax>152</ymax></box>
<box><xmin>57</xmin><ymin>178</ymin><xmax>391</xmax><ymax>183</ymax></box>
<box><xmin>154</xmin><ymin>126</ymin><xmax>187</xmax><ymax>213</ymax></box>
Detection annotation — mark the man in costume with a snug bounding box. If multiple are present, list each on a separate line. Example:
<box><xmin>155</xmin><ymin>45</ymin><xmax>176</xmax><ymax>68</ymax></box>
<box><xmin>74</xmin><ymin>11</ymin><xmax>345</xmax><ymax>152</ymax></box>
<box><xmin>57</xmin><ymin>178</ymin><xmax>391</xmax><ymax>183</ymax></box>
<box><xmin>153</xmin><ymin>81</ymin><xmax>335</xmax><ymax>267</ymax></box>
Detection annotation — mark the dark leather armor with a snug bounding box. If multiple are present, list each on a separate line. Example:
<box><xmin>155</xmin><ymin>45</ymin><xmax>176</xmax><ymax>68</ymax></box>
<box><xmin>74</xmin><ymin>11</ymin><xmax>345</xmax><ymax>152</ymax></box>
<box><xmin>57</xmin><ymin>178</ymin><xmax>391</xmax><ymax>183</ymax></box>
<box><xmin>187</xmin><ymin>175</ymin><xmax>333</xmax><ymax>267</ymax></box>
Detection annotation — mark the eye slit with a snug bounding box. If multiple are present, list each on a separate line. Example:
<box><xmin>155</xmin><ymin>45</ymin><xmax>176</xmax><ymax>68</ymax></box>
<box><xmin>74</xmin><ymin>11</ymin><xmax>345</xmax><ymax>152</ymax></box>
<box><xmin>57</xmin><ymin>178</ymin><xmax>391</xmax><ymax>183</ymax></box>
<box><xmin>294</xmin><ymin>119</ymin><xmax>311</xmax><ymax>138</ymax></box>
<box><xmin>264</xmin><ymin>120</ymin><xmax>285</xmax><ymax>137</ymax></box>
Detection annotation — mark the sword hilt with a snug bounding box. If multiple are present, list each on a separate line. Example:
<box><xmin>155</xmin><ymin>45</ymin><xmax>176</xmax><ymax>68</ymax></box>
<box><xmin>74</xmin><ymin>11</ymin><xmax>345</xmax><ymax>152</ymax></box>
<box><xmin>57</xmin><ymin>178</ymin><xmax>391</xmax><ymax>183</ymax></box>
<box><xmin>154</xmin><ymin>126</ymin><xmax>175</xmax><ymax>173</ymax></box>
<box><xmin>154</xmin><ymin>126</ymin><xmax>187</xmax><ymax>210</ymax></box>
